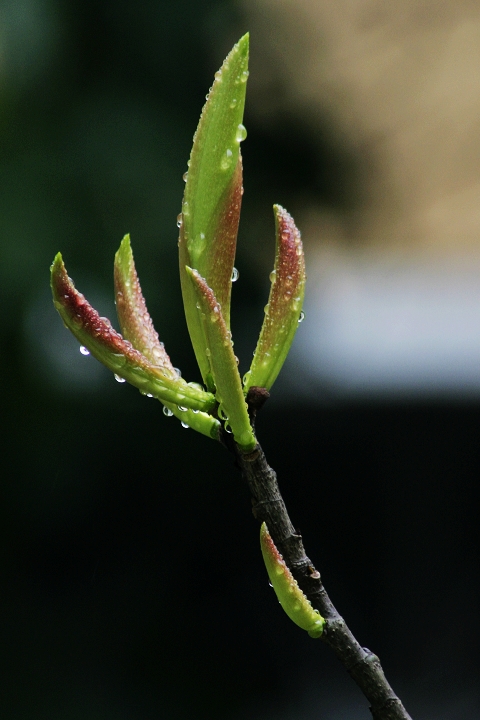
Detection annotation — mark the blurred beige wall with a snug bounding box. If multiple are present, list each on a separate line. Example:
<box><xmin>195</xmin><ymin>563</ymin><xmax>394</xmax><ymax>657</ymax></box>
<box><xmin>243</xmin><ymin>0</ymin><xmax>480</xmax><ymax>258</ymax></box>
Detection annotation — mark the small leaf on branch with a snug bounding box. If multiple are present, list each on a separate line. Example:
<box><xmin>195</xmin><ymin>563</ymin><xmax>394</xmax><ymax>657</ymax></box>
<box><xmin>114</xmin><ymin>234</ymin><xmax>178</xmax><ymax>378</ymax></box>
<box><xmin>260</xmin><ymin>522</ymin><xmax>324</xmax><ymax>638</ymax></box>
<box><xmin>245</xmin><ymin>205</ymin><xmax>306</xmax><ymax>392</ymax></box>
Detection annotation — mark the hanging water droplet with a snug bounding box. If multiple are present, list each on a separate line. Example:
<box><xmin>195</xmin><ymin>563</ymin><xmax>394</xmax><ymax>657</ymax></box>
<box><xmin>79</xmin><ymin>345</ymin><xmax>90</xmax><ymax>356</ymax></box>
<box><xmin>264</xmin><ymin>304</ymin><xmax>270</xmax><ymax>315</ymax></box>
<box><xmin>173</xmin><ymin>367</ymin><xmax>182</xmax><ymax>377</ymax></box>
<box><xmin>114</xmin><ymin>374</ymin><xmax>126</xmax><ymax>383</ymax></box>
<box><xmin>220</xmin><ymin>148</ymin><xmax>233</xmax><ymax>170</ymax></box>
<box><xmin>176</xmin><ymin>213</ymin><xmax>183</xmax><ymax>228</ymax></box>
<box><xmin>181</xmin><ymin>421</ymin><xmax>189</xmax><ymax>428</ymax></box>
<box><xmin>187</xmin><ymin>381</ymin><xmax>204</xmax><ymax>392</ymax></box>
<box><xmin>269</xmin><ymin>270</ymin><xmax>276</xmax><ymax>283</ymax></box>
<box><xmin>234</xmin><ymin>355</ymin><xmax>239</xmax><ymax>366</ymax></box>
<box><xmin>192</xmin><ymin>409</ymin><xmax>199</xmax><ymax>414</ymax></box>
<box><xmin>298</xmin><ymin>311</ymin><xmax>305</xmax><ymax>323</ymax></box>
<box><xmin>224</xmin><ymin>423</ymin><xmax>233</xmax><ymax>434</ymax></box>
<box><xmin>182</xmin><ymin>171</ymin><xmax>188</xmax><ymax>182</ymax></box>
<box><xmin>235</xmin><ymin>124</ymin><xmax>247</xmax><ymax>143</ymax></box>
<box><xmin>177</xmin><ymin>406</ymin><xmax>188</xmax><ymax>412</ymax></box>
<box><xmin>163</xmin><ymin>406</ymin><xmax>174</xmax><ymax>417</ymax></box>
<box><xmin>243</xmin><ymin>371</ymin><xmax>251</xmax><ymax>386</ymax></box>
<box><xmin>231</xmin><ymin>267</ymin><xmax>240</xmax><ymax>283</ymax></box>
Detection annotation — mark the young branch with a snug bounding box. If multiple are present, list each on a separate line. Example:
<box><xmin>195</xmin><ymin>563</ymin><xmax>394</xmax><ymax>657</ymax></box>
<box><xmin>224</xmin><ymin>390</ymin><xmax>413</xmax><ymax>720</ymax></box>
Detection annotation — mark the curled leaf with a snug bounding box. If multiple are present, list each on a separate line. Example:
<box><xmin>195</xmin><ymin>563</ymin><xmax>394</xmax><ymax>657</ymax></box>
<box><xmin>51</xmin><ymin>253</ymin><xmax>215</xmax><ymax>413</ymax></box>
<box><xmin>244</xmin><ymin>205</ymin><xmax>306</xmax><ymax>392</ymax></box>
<box><xmin>260</xmin><ymin>522</ymin><xmax>324</xmax><ymax>639</ymax></box>
<box><xmin>186</xmin><ymin>266</ymin><xmax>255</xmax><ymax>452</ymax></box>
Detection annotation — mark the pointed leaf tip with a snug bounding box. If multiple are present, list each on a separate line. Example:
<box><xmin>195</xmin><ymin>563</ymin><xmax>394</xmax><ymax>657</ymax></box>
<box><xmin>260</xmin><ymin>523</ymin><xmax>324</xmax><ymax>638</ymax></box>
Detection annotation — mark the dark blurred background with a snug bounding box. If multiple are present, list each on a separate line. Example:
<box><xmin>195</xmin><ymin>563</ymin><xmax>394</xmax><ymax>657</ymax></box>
<box><xmin>1</xmin><ymin>1</ymin><xmax>479</xmax><ymax>718</ymax></box>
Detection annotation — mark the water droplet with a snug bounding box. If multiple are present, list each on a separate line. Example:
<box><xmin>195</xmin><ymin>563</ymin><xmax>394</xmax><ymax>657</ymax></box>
<box><xmin>146</xmin><ymin>393</ymin><xmax>154</xmax><ymax>398</ymax></box>
<box><xmin>231</xmin><ymin>267</ymin><xmax>239</xmax><ymax>282</ymax></box>
<box><xmin>114</xmin><ymin>374</ymin><xmax>126</xmax><ymax>383</ymax></box>
<box><xmin>187</xmin><ymin>381</ymin><xmax>204</xmax><ymax>392</ymax></box>
<box><xmin>218</xmin><ymin>406</ymin><xmax>228</xmax><ymax>421</ymax></box>
<box><xmin>178</xmin><ymin>406</ymin><xmax>188</xmax><ymax>412</ymax></box>
<box><xmin>220</xmin><ymin>148</ymin><xmax>233</xmax><ymax>171</ymax></box>
<box><xmin>243</xmin><ymin>371</ymin><xmax>251</xmax><ymax>386</ymax></box>
<box><xmin>264</xmin><ymin>304</ymin><xmax>270</xmax><ymax>315</ymax></box>
<box><xmin>182</xmin><ymin>171</ymin><xmax>188</xmax><ymax>182</ymax></box>
<box><xmin>192</xmin><ymin>409</ymin><xmax>199</xmax><ymax>414</ymax></box>
<box><xmin>268</xmin><ymin>582</ymin><xmax>273</xmax><ymax>588</ymax></box>
<box><xmin>269</xmin><ymin>270</ymin><xmax>276</xmax><ymax>283</ymax></box>
<box><xmin>235</xmin><ymin>124</ymin><xmax>247</xmax><ymax>143</ymax></box>
<box><xmin>224</xmin><ymin>423</ymin><xmax>233</xmax><ymax>434</ymax></box>
<box><xmin>176</xmin><ymin>213</ymin><xmax>183</xmax><ymax>228</ymax></box>
<box><xmin>234</xmin><ymin>355</ymin><xmax>239</xmax><ymax>366</ymax></box>
<box><xmin>214</xmin><ymin>69</ymin><xmax>222</xmax><ymax>81</ymax></box>
<box><xmin>298</xmin><ymin>311</ymin><xmax>305</xmax><ymax>323</ymax></box>
<box><xmin>238</xmin><ymin>70</ymin><xmax>249</xmax><ymax>84</ymax></box>
<box><xmin>181</xmin><ymin>421</ymin><xmax>189</xmax><ymax>429</ymax></box>
<box><xmin>79</xmin><ymin>345</ymin><xmax>90</xmax><ymax>356</ymax></box>
<box><xmin>163</xmin><ymin>406</ymin><xmax>173</xmax><ymax>417</ymax></box>
<box><xmin>205</xmin><ymin>348</ymin><xmax>211</xmax><ymax>357</ymax></box>
<box><xmin>173</xmin><ymin>367</ymin><xmax>182</xmax><ymax>377</ymax></box>
<box><xmin>229</xmin><ymin>98</ymin><xmax>238</xmax><ymax>109</ymax></box>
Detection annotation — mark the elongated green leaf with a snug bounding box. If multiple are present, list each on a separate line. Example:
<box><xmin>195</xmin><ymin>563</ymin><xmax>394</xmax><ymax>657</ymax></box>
<box><xmin>113</xmin><ymin>235</ymin><xmax>221</xmax><ymax>440</ymax></box>
<box><xmin>260</xmin><ymin>522</ymin><xmax>325</xmax><ymax>639</ymax></box>
<box><xmin>185</xmin><ymin>266</ymin><xmax>255</xmax><ymax>452</ymax></box>
<box><xmin>244</xmin><ymin>205</ymin><xmax>306</xmax><ymax>392</ymax></box>
<box><xmin>179</xmin><ymin>33</ymin><xmax>248</xmax><ymax>383</ymax></box>
<box><xmin>51</xmin><ymin>253</ymin><xmax>215</xmax><ymax>413</ymax></box>
<box><xmin>114</xmin><ymin>234</ymin><xmax>177</xmax><ymax>377</ymax></box>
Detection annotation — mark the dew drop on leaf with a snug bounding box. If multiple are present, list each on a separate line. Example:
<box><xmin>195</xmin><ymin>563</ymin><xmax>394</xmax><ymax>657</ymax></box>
<box><xmin>79</xmin><ymin>345</ymin><xmax>90</xmax><ymax>356</ymax></box>
<box><xmin>235</xmin><ymin>124</ymin><xmax>247</xmax><ymax>143</ymax></box>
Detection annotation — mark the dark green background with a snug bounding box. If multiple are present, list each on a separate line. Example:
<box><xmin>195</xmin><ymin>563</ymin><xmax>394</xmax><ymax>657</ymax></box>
<box><xmin>1</xmin><ymin>1</ymin><xmax>478</xmax><ymax>718</ymax></box>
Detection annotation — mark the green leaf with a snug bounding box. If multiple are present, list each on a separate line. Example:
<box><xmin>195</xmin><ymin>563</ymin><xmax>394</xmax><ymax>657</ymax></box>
<box><xmin>260</xmin><ymin>522</ymin><xmax>324</xmax><ymax>638</ymax></box>
<box><xmin>179</xmin><ymin>33</ymin><xmax>249</xmax><ymax>384</ymax></box>
<box><xmin>244</xmin><ymin>205</ymin><xmax>306</xmax><ymax>392</ymax></box>
<box><xmin>113</xmin><ymin>236</ymin><xmax>221</xmax><ymax>440</ymax></box>
<box><xmin>185</xmin><ymin>266</ymin><xmax>255</xmax><ymax>452</ymax></box>
<box><xmin>51</xmin><ymin>253</ymin><xmax>215</xmax><ymax>413</ymax></box>
<box><xmin>114</xmin><ymin>234</ymin><xmax>177</xmax><ymax>376</ymax></box>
